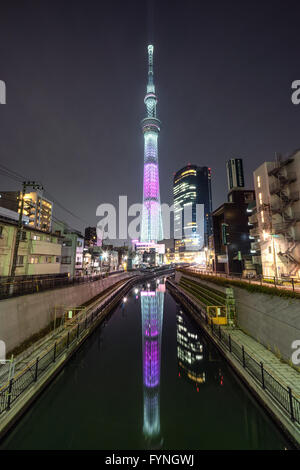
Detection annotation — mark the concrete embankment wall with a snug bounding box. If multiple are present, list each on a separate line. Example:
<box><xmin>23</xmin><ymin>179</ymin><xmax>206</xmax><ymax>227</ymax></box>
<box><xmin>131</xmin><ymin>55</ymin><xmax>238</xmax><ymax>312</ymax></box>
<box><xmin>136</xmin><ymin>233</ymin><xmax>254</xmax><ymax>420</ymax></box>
<box><xmin>175</xmin><ymin>271</ymin><xmax>300</xmax><ymax>363</ymax></box>
<box><xmin>0</xmin><ymin>272</ymin><xmax>133</xmax><ymax>354</ymax></box>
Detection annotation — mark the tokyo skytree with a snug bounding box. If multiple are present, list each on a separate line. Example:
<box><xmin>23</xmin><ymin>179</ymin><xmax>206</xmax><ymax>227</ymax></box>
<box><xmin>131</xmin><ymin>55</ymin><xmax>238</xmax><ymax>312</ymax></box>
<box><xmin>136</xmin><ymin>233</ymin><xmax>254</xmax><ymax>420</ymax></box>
<box><xmin>141</xmin><ymin>45</ymin><xmax>163</xmax><ymax>243</ymax></box>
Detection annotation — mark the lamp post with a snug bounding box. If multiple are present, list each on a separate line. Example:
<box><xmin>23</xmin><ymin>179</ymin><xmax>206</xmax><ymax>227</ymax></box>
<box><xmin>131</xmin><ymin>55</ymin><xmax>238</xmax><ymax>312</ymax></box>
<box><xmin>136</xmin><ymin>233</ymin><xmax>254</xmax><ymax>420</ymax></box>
<box><xmin>271</xmin><ymin>234</ymin><xmax>279</xmax><ymax>280</ymax></box>
<box><xmin>204</xmin><ymin>247</ymin><xmax>208</xmax><ymax>269</ymax></box>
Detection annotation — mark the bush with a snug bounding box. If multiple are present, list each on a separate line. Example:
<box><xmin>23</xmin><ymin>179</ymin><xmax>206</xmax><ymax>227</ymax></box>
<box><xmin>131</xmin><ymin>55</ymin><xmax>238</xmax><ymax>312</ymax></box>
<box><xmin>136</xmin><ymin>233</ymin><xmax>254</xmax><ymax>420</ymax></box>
<box><xmin>177</xmin><ymin>269</ymin><xmax>300</xmax><ymax>300</ymax></box>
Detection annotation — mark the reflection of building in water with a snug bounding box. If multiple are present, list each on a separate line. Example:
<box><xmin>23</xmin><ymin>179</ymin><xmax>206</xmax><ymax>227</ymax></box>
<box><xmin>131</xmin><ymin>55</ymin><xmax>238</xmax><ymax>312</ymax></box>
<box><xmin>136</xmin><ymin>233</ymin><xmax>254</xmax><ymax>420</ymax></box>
<box><xmin>177</xmin><ymin>309</ymin><xmax>206</xmax><ymax>387</ymax></box>
<box><xmin>141</xmin><ymin>283</ymin><xmax>164</xmax><ymax>446</ymax></box>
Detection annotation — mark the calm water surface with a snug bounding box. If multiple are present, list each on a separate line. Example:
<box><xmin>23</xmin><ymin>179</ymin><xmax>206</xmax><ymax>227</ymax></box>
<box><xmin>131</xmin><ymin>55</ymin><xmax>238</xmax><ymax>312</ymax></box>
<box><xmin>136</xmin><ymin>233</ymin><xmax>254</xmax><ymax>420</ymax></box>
<box><xmin>0</xmin><ymin>278</ymin><xmax>291</xmax><ymax>450</ymax></box>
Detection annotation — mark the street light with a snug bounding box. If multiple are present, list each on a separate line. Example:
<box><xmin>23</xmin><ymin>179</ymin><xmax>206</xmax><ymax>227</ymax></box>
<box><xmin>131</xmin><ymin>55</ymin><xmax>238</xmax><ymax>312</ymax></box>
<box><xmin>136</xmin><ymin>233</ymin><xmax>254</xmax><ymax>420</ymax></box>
<box><xmin>204</xmin><ymin>247</ymin><xmax>208</xmax><ymax>269</ymax></box>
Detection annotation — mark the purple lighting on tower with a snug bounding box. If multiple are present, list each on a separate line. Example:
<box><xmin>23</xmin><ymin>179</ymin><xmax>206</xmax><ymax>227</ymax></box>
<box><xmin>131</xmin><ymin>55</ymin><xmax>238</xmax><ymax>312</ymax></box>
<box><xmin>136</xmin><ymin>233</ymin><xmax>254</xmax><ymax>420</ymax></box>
<box><xmin>141</xmin><ymin>45</ymin><xmax>163</xmax><ymax>243</ymax></box>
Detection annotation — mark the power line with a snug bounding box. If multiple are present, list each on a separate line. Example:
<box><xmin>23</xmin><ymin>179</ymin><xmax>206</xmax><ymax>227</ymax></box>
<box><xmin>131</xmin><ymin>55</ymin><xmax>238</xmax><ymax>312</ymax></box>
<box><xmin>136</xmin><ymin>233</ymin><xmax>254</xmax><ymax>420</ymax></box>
<box><xmin>0</xmin><ymin>163</ymin><xmax>27</xmax><ymax>182</ymax></box>
<box><xmin>0</xmin><ymin>163</ymin><xmax>88</xmax><ymax>226</ymax></box>
<box><xmin>44</xmin><ymin>190</ymin><xmax>88</xmax><ymax>225</ymax></box>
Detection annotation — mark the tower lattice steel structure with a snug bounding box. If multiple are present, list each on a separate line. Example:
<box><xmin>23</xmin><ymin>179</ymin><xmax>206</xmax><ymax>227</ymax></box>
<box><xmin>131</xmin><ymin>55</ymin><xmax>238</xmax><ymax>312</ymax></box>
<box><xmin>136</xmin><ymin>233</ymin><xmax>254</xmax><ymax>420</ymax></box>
<box><xmin>141</xmin><ymin>45</ymin><xmax>163</xmax><ymax>243</ymax></box>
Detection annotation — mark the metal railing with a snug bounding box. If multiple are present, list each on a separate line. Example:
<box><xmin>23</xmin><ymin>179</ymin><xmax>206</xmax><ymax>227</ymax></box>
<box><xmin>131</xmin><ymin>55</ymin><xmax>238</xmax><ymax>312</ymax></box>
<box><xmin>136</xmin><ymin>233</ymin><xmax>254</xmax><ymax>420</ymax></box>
<box><xmin>167</xmin><ymin>280</ymin><xmax>300</xmax><ymax>425</ymax></box>
<box><xmin>185</xmin><ymin>268</ymin><xmax>300</xmax><ymax>293</ymax></box>
<box><xmin>0</xmin><ymin>270</ymin><xmax>126</xmax><ymax>300</ymax></box>
<box><xmin>0</xmin><ymin>275</ymin><xmax>138</xmax><ymax>416</ymax></box>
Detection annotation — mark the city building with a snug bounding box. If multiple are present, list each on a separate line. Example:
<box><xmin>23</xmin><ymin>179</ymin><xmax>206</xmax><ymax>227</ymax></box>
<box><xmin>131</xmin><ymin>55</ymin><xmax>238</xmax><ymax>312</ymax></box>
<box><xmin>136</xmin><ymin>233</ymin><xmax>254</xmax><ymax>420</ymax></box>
<box><xmin>212</xmin><ymin>189</ymin><xmax>256</xmax><ymax>275</ymax></box>
<box><xmin>226</xmin><ymin>158</ymin><xmax>245</xmax><ymax>191</ymax></box>
<box><xmin>247</xmin><ymin>201</ymin><xmax>262</xmax><ymax>274</ymax></box>
<box><xmin>0</xmin><ymin>190</ymin><xmax>53</xmax><ymax>232</ymax></box>
<box><xmin>84</xmin><ymin>226</ymin><xmax>97</xmax><ymax>247</ymax></box>
<box><xmin>141</xmin><ymin>45</ymin><xmax>163</xmax><ymax>243</ymax></box>
<box><xmin>133</xmin><ymin>241</ymin><xmax>165</xmax><ymax>266</ymax></box>
<box><xmin>0</xmin><ymin>211</ymin><xmax>62</xmax><ymax>276</ymax></box>
<box><xmin>82</xmin><ymin>245</ymin><xmax>120</xmax><ymax>274</ymax></box>
<box><xmin>173</xmin><ymin>164</ymin><xmax>212</xmax><ymax>252</ymax></box>
<box><xmin>251</xmin><ymin>150</ymin><xmax>300</xmax><ymax>278</ymax></box>
<box><xmin>53</xmin><ymin>220</ymin><xmax>84</xmax><ymax>276</ymax></box>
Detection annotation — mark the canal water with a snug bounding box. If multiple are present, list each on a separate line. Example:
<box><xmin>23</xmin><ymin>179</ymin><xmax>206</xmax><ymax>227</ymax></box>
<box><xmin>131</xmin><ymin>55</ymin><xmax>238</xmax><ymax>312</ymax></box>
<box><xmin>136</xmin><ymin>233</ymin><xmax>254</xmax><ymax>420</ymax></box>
<box><xmin>0</xmin><ymin>278</ymin><xmax>291</xmax><ymax>450</ymax></box>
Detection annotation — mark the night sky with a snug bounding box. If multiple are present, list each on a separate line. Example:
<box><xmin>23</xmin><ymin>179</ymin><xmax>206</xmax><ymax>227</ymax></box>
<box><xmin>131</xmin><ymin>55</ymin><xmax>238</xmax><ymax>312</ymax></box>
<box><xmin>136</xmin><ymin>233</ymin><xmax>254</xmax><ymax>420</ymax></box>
<box><xmin>0</xmin><ymin>0</ymin><xmax>300</xmax><ymax>238</ymax></box>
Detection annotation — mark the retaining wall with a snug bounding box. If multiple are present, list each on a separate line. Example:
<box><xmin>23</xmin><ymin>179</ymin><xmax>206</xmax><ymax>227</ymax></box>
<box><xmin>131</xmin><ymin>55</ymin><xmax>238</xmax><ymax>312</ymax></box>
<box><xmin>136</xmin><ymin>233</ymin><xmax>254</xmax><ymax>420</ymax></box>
<box><xmin>175</xmin><ymin>271</ymin><xmax>300</xmax><ymax>363</ymax></box>
<box><xmin>0</xmin><ymin>272</ymin><xmax>133</xmax><ymax>353</ymax></box>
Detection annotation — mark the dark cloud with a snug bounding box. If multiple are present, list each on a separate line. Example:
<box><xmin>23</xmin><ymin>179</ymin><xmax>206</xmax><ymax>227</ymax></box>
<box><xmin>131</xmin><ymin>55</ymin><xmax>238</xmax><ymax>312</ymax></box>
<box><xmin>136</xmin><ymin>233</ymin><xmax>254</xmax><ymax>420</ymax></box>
<box><xmin>0</xmin><ymin>0</ymin><xmax>299</xmax><ymax>237</ymax></box>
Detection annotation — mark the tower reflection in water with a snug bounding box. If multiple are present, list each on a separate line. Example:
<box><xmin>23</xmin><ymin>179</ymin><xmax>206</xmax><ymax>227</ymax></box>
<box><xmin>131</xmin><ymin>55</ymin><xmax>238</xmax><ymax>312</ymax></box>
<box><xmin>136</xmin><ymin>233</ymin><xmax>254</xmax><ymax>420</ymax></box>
<box><xmin>177</xmin><ymin>308</ymin><xmax>206</xmax><ymax>388</ymax></box>
<box><xmin>141</xmin><ymin>279</ymin><xmax>164</xmax><ymax>448</ymax></box>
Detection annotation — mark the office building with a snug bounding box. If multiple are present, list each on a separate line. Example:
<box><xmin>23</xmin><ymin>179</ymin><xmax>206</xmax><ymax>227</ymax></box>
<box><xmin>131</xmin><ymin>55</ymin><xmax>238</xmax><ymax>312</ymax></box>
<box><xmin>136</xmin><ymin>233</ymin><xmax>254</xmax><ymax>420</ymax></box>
<box><xmin>212</xmin><ymin>189</ymin><xmax>255</xmax><ymax>274</ymax></box>
<box><xmin>226</xmin><ymin>158</ymin><xmax>244</xmax><ymax>191</ymax></box>
<box><xmin>173</xmin><ymin>164</ymin><xmax>212</xmax><ymax>252</ymax></box>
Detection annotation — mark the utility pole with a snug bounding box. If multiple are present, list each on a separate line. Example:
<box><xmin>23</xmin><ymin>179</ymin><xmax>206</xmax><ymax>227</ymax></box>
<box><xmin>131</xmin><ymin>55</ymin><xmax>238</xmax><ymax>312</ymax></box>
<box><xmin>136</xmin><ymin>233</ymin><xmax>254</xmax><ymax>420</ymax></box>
<box><xmin>10</xmin><ymin>181</ymin><xmax>43</xmax><ymax>290</ymax></box>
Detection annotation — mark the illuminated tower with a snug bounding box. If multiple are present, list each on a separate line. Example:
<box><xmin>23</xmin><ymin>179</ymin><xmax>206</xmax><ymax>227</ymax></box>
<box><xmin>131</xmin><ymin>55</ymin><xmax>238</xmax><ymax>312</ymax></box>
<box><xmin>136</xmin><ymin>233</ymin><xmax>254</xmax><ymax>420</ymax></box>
<box><xmin>141</xmin><ymin>45</ymin><xmax>163</xmax><ymax>243</ymax></box>
<box><xmin>141</xmin><ymin>284</ymin><xmax>164</xmax><ymax>447</ymax></box>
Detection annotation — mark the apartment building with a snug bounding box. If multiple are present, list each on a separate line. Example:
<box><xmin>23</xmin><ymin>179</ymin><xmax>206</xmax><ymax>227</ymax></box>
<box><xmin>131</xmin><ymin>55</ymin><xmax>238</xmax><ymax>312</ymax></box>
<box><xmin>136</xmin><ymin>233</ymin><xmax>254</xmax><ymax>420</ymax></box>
<box><xmin>53</xmin><ymin>221</ymin><xmax>84</xmax><ymax>276</ymax></box>
<box><xmin>247</xmin><ymin>202</ymin><xmax>262</xmax><ymax>274</ymax></box>
<box><xmin>0</xmin><ymin>213</ymin><xmax>62</xmax><ymax>276</ymax></box>
<box><xmin>252</xmin><ymin>150</ymin><xmax>300</xmax><ymax>278</ymax></box>
<box><xmin>0</xmin><ymin>190</ymin><xmax>53</xmax><ymax>232</ymax></box>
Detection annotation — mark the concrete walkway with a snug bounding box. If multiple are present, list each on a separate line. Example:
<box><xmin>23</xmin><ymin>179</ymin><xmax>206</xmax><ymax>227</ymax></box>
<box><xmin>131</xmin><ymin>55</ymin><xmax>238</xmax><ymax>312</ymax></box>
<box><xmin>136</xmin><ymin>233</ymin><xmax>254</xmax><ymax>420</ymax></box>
<box><xmin>224</xmin><ymin>326</ymin><xmax>300</xmax><ymax>397</ymax></box>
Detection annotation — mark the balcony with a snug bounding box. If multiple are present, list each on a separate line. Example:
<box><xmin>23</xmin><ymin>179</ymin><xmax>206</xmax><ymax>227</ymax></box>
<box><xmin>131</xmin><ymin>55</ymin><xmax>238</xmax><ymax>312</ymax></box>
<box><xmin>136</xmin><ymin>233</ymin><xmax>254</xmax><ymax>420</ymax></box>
<box><xmin>252</xmin><ymin>255</ymin><xmax>262</xmax><ymax>265</ymax></box>
<box><xmin>272</xmin><ymin>212</ymin><xmax>300</xmax><ymax>235</ymax></box>
<box><xmin>31</xmin><ymin>240</ymin><xmax>61</xmax><ymax>256</ymax></box>
<box><xmin>269</xmin><ymin>173</ymin><xmax>297</xmax><ymax>194</ymax></box>
<box><xmin>251</xmin><ymin>241</ymin><xmax>261</xmax><ymax>251</ymax></box>
<box><xmin>270</xmin><ymin>189</ymin><xmax>300</xmax><ymax>208</ymax></box>
<box><xmin>27</xmin><ymin>263</ymin><xmax>61</xmax><ymax>275</ymax></box>
<box><xmin>248</xmin><ymin>214</ymin><xmax>258</xmax><ymax>224</ymax></box>
<box><xmin>249</xmin><ymin>227</ymin><xmax>259</xmax><ymax>237</ymax></box>
<box><xmin>268</xmin><ymin>157</ymin><xmax>294</xmax><ymax>176</ymax></box>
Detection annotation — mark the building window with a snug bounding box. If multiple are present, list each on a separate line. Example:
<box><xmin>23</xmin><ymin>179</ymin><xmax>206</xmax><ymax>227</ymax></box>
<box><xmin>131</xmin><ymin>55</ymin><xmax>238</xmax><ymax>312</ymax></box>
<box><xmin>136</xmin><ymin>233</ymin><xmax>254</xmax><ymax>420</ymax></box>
<box><xmin>261</xmin><ymin>211</ymin><xmax>264</xmax><ymax>223</ymax></box>
<box><xmin>21</xmin><ymin>231</ymin><xmax>27</xmax><ymax>241</ymax></box>
<box><xmin>45</xmin><ymin>256</ymin><xmax>52</xmax><ymax>263</ymax></box>
<box><xmin>32</xmin><ymin>234</ymin><xmax>41</xmax><ymax>241</ymax></box>
<box><xmin>56</xmin><ymin>257</ymin><xmax>60</xmax><ymax>263</ymax></box>
<box><xmin>63</xmin><ymin>240</ymin><xmax>72</xmax><ymax>247</ymax></box>
<box><xmin>61</xmin><ymin>256</ymin><xmax>71</xmax><ymax>264</ymax></box>
<box><xmin>259</xmin><ymin>193</ymin><xmax>263</xmax><ymax>205</ymax></box>
<box><xmin>257</xmin><ymin>176</ymin><xmax>261</xmax><ymax>188</ymax></box>
<box><xmin>16</xmin><ymin>255</ymin><xmax>24</xmax><ymax>266</ymax></box>
<box><xmin>29</xmin><ymin>256</ymin><xmax>39</xmax><ymax>264</ymax></box>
